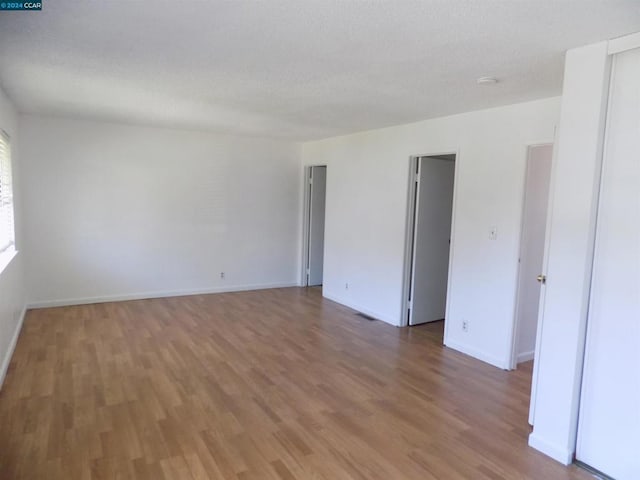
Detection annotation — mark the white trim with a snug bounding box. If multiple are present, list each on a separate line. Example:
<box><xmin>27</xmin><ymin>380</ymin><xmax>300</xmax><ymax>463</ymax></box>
<box><xmin>608</xmin><ymin>31</ymin><xmax>640</xmax><ymax>55</ymax></box>
<box><xmin>322</xmin><ymin>290</ymin><xmax>398</xmax><ymax>326</ymax></box>
<box><xmin>442</xmin><ymin>150</ymin><xmax>461</xmax><ymax>345</ymax></box>
<box><xmin>0</xmin><ymin>247</ymin><xmax>17</xmax><ymax>276</ymax></box>
<box><xmin>0</xmin><ymin>306</ymin><xmax>26</xmax><ymax>390</ymax></box>
<box><xmin>301</xmin><ymin>164</ymin><xmax>327</xmax><ymax>287</ymax></box>
<box><xmin>517</xmin><ymin>350</ymin><xmax>535</xmax><ymax>364</ymax></box>
<box><xmin>301</xmin><ymin>166</ymin><xmax>312</xmax><ymax>286</ymax></box>
<box><xmin>443</xmin><ymin>338</ymin><xmax>510</xmax><ymax>370</ymax></box>
<box><xmin>401</xmin><ymin>149</ymin><xmax>460</xmax><ymax>331</ymax></box>
<box><xmin>528</xmin><ymin>433</ymin><xmax>573</xmax><ymax>465</ymax></box>
<box><xmin>400</xmin><ymin>155</ymin><xmax>419</xmax><ymax>327</ymax></box>
<box><xmin>27</xmin><ymin>282</ymin><xmax>299</xmax><ymax>309</ymax></box>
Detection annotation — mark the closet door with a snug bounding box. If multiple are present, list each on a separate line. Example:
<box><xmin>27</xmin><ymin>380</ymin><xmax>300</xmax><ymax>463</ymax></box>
<box><xmin>576</xmin><ymin>47</ymin><xmax>640</xmax><ymax>479</ymax></box>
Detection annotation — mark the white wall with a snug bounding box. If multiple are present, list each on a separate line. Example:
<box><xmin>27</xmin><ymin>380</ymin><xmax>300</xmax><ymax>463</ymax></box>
<box><xmin>302</xmin><ymin>97</ymin><xmax>560</xmax><ymax>369</ymax></box>
<box><xmin>19</xmin><ymin>115</ymin><xmax>302</xmax><ymax>306</ymax></box>
<box><xmin>0</xmin><ymin>87</ymin><xmax>27</xmax><ymax>388</ymax></box>
<box><xmin>528</xmin><ymin>42</ymin><xmax>611</xmax><ymax>464</ymax></box>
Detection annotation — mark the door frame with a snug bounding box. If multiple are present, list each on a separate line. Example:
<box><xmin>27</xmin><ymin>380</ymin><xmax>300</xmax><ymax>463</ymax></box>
<box><xmin>509</xmin><ymin>142</ymin><xmax>554</xmax><ymax>372</ymax></box>
<box><xmin>401</xmin><ymin>151</ymin><xmax>460</xmax><ymax>338</ymax></box>
<box><xmin>511</xmin><ymin>140</ymin><xmax>557</xmax><ymax>426</ymax></box>
<box><xmin>301</xmin><ymin>165</ymin><xmax>327</xmax><ymax>287</ymax></box>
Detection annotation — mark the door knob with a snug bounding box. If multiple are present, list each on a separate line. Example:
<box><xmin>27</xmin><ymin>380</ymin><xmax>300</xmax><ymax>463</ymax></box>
<box><xmin>537</xmin><ymin>274</ymin><xmax>546</xmax><ymax>284</ymax></box>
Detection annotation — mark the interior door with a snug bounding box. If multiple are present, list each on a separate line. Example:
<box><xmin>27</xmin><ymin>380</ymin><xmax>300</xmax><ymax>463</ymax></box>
<box><xmin>307</xmin><ymin>166</ymin><xmax>326</xmax><ymax>286</ymax></box>
<box><xmin>515</xmin><ymin>145</ymin><xmax>553</xmax><ymax>364</ymax></box>
<box><xmin>576</xmin><ymin>47</ymin><xmax>640</xmax><ymax>479</ymax></box>
<box><xmin>409</xmin><ymin>157</ymin><xmax>455</xmax><ymax>325</ymax></box>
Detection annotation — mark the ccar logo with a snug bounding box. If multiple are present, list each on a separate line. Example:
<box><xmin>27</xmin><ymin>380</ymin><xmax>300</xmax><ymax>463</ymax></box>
<box><xmin>0</xmin><ymin>2</ymin><xmax>42</xmax><ymax>10</ymax></box>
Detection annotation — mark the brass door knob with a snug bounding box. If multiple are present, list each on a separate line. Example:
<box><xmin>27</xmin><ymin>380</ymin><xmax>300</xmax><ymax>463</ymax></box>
<box><xmin>537</xmin><ymin>274</ymin><xmax>546</xmax><ymax>284</ymax></box>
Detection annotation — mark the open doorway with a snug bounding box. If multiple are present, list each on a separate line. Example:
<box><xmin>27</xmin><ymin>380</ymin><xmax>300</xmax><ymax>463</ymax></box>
<box><xmin>404</xmin><ymin>154</ymin><xmax>456</xmax><ymax>329</ymax></box>
<box><xmin>302</xmin><ymin>165</ymin><xmax>327</xmax><ymax>287</ymax></box>
<box><xmin>511</xmin><ymin>144</ymin><xmax>554</xmax><ymax>371</ymax></box>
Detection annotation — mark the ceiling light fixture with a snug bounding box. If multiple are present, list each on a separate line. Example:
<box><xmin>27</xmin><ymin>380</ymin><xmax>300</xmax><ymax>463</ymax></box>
<box><xmin>477</xmin><ymin>76</ymin><xmax>499</xmax><ymax>85</ymax></box>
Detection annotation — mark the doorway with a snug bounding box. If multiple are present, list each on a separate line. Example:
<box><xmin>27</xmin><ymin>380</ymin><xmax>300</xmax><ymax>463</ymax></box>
<box><xmin>404</xmin><ymin>154</ymin><xmax>456</xmax><ymax>327</ymax></box>
<box><xmin>512</xmin><ymin>144</ymin><xmax>554</xmax><ymax>368</ymax></box>
<box><xmin>303</xmin><ymin>166</ymin><xmax>327</xmax><ymax>287</ymax></box>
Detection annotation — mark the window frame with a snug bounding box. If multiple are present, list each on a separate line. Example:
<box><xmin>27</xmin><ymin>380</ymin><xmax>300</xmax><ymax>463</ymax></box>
<box><xmin>0</xmin><ymin>129</ymin><xmax>16</xmax><ymax>262</ymax></box>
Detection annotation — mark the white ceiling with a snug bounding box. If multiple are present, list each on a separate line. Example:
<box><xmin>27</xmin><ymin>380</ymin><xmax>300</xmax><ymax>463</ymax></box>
<box><xmin>0</xmin><ymin>1</ymin><xmax>638</xmax><ymax>141</ymax></box>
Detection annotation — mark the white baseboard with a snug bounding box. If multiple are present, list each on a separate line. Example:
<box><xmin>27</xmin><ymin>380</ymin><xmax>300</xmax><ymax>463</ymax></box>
<box><xmin>517</xmin><ymin>350</ymin><xmax>535</xmax><ymax>363</ymax></box>
<box><xmin>321</xmin><ymin>291</ymin><xmax>399</xmax><ymax>326</ymax></box>
<box><xmin>528</xmin><ymin>432</ymin><xmax>573</xmax><ymax>465</ymax></box>
<box><xmin>0</xmin><ymin>306</ymin><xmax>27</xmax><ymax>390</ymax></box>
<box><xmin>320</xmin><ymin>294</ymin><xmax>510</xmax><ymax>370</ymax></box>
<box><xmin>27</xmin><ymin>282</ymin><xmax>299</xmax><ymax>309</ymax></box>
<box><xmin>443</xmin><ymin>338</ymin><xmax>510</xmax><ymax>370</ymax></box>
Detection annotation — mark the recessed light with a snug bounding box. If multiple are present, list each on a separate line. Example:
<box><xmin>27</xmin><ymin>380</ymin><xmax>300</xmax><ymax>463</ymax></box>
<box><xmin>477</xmin><ymin>77</ymin><xmax>499</xmax><ymax>85</ymax></box>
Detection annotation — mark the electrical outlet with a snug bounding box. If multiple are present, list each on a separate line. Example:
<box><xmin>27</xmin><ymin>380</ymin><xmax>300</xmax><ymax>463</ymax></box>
<box><xmin>462</xmin><ymin>320</ymin><xmax>469</xmax><ymax>332</ymax></box>
<box><xmin>220</xmin><ymin>272</ymin><xmax>225</xmax><ymax>279</ymax></box>
<box><xmin>489</xmin><ymin>226</ymin><xmax>498</xmax><ymax>241</ymax></box>
<box><xmin>345</xmin><ymin>282</ymin><xmax>349</xmax><ymax>290</ymax></box>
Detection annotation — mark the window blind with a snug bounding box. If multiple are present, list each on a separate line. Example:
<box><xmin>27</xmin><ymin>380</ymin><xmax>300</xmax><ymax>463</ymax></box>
<box><xmin>0</xmin><ymin>131</ymin><xmax>15</xmax><ymax>254</ymax></box>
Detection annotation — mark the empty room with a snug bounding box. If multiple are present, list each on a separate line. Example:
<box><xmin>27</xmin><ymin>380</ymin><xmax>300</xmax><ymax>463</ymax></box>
<box><xmin>0</xmin><ymin>1</ymin><xmax>638</xmax><ymax>479</ymax></box>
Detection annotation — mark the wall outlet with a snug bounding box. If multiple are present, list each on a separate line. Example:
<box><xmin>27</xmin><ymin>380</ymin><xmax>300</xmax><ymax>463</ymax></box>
<box><xmin>462</xmin><ymin>319</ymin><xmax>469</xmax><ymax>332</ymax></box>
<box><xmin>489</xmin><ymin>226</ymin><xmax>498</xmax><ymax>241</ymax></box>
<box><xmin>220</xmin><ymin>272</ymin><xmax>225</xmax><ymax>279</ymax></box>
<box><xmin>345</xmin><ymin>282</ymin><xmax>349</xmax><ymax>290</ymax></box>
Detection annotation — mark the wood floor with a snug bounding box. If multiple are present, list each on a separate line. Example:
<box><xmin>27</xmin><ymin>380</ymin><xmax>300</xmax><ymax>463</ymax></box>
<box><xmin>0</xmin><ymin>287</ymin><xmax>592</xmax><ymax>480</ymax></box>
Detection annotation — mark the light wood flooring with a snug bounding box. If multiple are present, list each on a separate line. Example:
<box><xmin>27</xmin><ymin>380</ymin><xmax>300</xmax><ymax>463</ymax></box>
<box><xmin>0</xmin><ymin>287</ymin><xmax>592</xmax><ymax>479</ymax></box>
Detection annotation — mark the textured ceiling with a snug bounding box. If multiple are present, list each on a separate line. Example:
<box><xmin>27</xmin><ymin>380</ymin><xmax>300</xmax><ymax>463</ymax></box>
<box><xmin>0</xmin><ymin>1</ymin><xmax>638</xmax><ymax>140</ymax></box>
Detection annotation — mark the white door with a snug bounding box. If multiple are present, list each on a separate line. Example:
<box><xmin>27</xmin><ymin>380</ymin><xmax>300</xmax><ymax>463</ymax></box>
<box><xmin>514</xmin><ymin>145</ymin><xmax>553</xmax><ymax>364</ymax></box>
<box><xmin>409</xmin><ymin>156</ymin><xmax>455</xmax><ymax>326</ymax></box>
<box><xmin>307</xmin><ymin>166</ymin><xmax>326</xmax><ymax>286</ymax></box>
<box><xmin>576</xmin><ymin>47</ymin><xmax>640</xmax><ymax>479</ymax></box>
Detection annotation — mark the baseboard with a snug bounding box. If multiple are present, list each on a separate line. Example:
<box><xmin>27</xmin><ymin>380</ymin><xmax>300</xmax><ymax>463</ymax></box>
<box><xmin>27</xmin><ymin>282</ymin><xmax>299</xmax><ymax>309</ymax></box>
<box><xmin>443</xmin><ymin>338</ymin><xmax>510</xmax><ymax>370</ymax></box>
<box><xmin>517</xmin><ymin>350</ymin><xmax>535</xmax><ymax>363</ymax></box>
<box><xmin>0</xmin><ymin>306</ymin><xmax>27</xmax><ymax>390</ymax></box>
<box><xmin>528</xmin><ymin>432</ymin><xmax>573</xmax><ymax>465</ymax></box>
<box><xmin>321</xmin><ymin>291</ymin><xmax>399</xmax><ymax>326</ymax></box>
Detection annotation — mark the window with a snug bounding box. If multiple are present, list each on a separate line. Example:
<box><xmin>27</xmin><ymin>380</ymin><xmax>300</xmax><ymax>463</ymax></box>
<box><xmin>0</xmin><ymin>131</ymin><xmax>15</xmax><ymax>255</ymax></box>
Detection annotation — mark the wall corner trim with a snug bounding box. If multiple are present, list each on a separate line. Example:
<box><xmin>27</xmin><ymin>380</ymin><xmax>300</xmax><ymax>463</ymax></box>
<box><xmin>0</xmin><ymin>306</ymin><xmax>27</xmax><ymax>390</ymax></box>
<box><xmin>528</xmin><ymin>432</ymin><xmax>573</xmax><ymax>466</ymax></box>
<box><xmin>516</xmin><ymin>350</ymin><xmax>535</xmax><ymax>364</ymax></box>
<box><xmin>444</xmin><ymin>339</ymin><xmax>510</xmax><ymax>370</ymax></box>
<box><xmin>321</xmin><ymin>290</ymin><xmax>400</xmax><ymax>326</ymax></box>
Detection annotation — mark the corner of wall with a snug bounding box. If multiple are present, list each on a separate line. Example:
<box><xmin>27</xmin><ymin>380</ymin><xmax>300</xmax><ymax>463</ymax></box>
<box><xmin>0</xmin><ymin>302</ymin><xmax>26</xmax><ymax>389</ymax></box>
<box><xmin>528</xmin><ymin>432</ymin><xmax>573</xmax><ymax>465</ymax></box>
<box><xmin>443</xmin><ymin>338</ymin><xmax>511</xmax><ymax>370</ymax></box>
<box><xmin>528</xmin><ymin>39</ymin><xmax>610</xmax><ymax>462</ymax></box>
<box><xmin>322</xmin><ymin>290</ymin><xmax>401</xmax><ymax>327</ymax></box>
